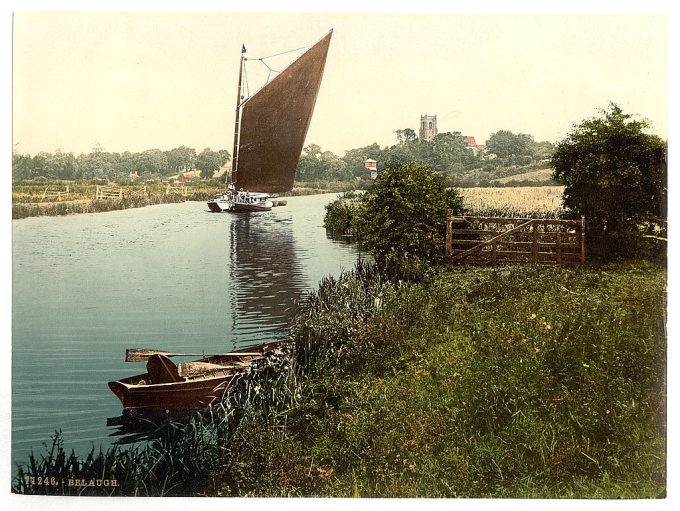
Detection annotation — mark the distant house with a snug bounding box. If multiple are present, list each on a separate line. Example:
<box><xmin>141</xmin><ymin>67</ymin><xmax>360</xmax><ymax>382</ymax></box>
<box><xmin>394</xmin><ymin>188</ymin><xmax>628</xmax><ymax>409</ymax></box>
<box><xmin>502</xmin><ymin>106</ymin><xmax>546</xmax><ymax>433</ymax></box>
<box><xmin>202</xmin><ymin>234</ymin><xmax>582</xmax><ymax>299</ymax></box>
<box><xmin>464</xmin><ymin>136</ymin><xmax>479</xmax><ymax>154</ymax></box>
<box><xmin>177</xmin><ymin>170</ymin><xmax>202</xmax><ymax>182</ymax></box>
<box><xmin>364</xmin><ymin>159</ymin><xmax>378</xmax><ymax>180</ymax></box>
<box><xmin>128</xmin><ymin>171</ymin><xmax>140</xmax><ymax>181</ymax></box>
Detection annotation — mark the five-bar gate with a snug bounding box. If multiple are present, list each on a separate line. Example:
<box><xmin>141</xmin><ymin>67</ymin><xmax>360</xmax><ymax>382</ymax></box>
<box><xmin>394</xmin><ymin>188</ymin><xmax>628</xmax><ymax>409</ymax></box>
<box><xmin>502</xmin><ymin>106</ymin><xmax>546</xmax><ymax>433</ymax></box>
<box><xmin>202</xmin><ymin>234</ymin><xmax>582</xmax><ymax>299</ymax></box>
<box><xmin>446</xmin><ymin>210</ymin><xmax>585</xmax><ymax>266</ymax></box>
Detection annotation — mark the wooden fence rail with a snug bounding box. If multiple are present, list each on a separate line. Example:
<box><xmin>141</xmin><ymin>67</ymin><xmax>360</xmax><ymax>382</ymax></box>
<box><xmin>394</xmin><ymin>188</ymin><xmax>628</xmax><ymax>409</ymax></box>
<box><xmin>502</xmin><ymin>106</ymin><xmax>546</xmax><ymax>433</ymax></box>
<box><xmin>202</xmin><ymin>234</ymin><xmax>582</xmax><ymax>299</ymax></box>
<box><xmin>41</xmin><ymin>186</ymin><xmax>70</xmax><ymax>202</ymax></box>
<box><xmin>446</xmin><ymin>210</ymin><xmax>585</xmax><ymax>266</ymax></box>
<box><xmin>95</xmin><ymin>185</ymin><xmax>123</xmax><ymax>200</ymax></box>
<box><xmin>165</xmin><ymin>184</ymin><xmax>188</xmax><ymax>196</ymax></box>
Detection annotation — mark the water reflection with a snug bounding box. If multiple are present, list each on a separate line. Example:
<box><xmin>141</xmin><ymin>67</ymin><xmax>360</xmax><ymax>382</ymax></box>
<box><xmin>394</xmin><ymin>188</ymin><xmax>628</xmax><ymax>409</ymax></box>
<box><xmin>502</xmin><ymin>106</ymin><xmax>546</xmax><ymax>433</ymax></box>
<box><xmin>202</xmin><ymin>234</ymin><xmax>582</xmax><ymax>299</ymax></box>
<box><xmin>106</xmin><ymin>210</ymin><xmax>308</xmax><ymax>440</ymax></box>
<box><xmin>13</xmin><ymin>195</ymin><xmax>360</xmax><ymax>467</ymax></box>
<box><xmin>106</xmin><ymin>410</ymin><xmax>203</xmax><ymax>445</ymax></box>
<box><xmin>227</xmin><ymin>212</ymin><xmax>306</xmax><ymax>349</ymax></box>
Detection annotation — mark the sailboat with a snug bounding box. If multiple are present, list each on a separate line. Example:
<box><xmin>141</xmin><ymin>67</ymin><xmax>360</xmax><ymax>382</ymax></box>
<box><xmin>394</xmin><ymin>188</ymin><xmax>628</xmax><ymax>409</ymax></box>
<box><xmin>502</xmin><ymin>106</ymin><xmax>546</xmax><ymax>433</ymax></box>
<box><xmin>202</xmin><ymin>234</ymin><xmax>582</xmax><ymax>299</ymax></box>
<box><xmin>208</xmin><ymin>30</ymin><xmax>333</xmax><ymax>213</ymax></box>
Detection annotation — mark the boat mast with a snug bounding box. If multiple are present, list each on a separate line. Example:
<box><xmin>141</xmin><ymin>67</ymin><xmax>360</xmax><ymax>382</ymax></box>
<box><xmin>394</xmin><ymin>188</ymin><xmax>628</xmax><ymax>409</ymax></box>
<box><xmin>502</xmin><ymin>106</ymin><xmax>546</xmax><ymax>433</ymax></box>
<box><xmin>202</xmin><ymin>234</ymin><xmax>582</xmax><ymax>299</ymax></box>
<box><xmin>230</xmin><ymin>44</ymin><xmax>246</xmax><ymax>189</ymax></box>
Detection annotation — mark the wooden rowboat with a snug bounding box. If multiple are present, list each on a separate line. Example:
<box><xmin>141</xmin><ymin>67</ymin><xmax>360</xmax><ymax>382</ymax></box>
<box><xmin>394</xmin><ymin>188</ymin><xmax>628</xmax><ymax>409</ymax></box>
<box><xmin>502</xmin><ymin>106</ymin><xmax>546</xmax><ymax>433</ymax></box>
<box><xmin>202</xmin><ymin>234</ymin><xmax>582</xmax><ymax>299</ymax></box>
<box><xmin>108</xmin><ymin>342</ymin><xmax>282</xmax><ymax>413</ymax></box>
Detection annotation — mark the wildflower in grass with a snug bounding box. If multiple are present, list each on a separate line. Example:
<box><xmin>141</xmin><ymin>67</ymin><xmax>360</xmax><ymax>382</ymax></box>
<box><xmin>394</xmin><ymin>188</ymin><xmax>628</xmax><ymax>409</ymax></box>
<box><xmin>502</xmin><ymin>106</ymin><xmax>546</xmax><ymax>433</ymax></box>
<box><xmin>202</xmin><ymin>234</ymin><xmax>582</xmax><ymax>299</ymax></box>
<box><xmin>317</xmin><ymin>466</ymin><xmax>334</xmax><ymax>479</ymax></box>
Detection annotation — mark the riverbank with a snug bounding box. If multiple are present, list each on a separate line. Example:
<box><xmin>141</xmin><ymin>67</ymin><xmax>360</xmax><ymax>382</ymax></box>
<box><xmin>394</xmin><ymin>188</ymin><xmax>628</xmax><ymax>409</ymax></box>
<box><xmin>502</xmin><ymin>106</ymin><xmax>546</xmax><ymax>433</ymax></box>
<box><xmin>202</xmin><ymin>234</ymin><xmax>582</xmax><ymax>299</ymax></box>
<box><xmin>208</xmin><ymin>260</ymin><xmax>666</xmax><ymax>497</ymax></box>
<box><xmin>11</xmin><ymin>180</ymin><xmax>358</xmax><ymax>219</ymax></box>
<box><xmin>13</xmin><ymin>260</ymin><xmax>666</xmax><ymax>496</ymax></box>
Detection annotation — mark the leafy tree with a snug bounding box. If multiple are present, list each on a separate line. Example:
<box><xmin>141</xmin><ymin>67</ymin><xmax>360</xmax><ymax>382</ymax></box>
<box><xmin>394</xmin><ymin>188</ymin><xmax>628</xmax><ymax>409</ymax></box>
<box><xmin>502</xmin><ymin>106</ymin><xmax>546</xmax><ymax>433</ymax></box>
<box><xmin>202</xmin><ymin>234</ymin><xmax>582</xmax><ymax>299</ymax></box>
<box><xmin>166</xmin><ymin>146</ymin><xmax>197</xmax><ymax>174</ymax></box>
<box><xmin>78</xmin><ymin>146</ymin><xmax>122</xmax><ymax>180</ymax></box>
<box><xmin>47</xmin><ymin>150</ymin><xmax>78</xmax><ymax>180</ymax></box>
<box><xmin>342</xmin><ymin>143</ymin><xmax>384</xmax><ymax>178</ymax></box>
<box><xmin>529</xmin><ymin>140</ymin><xmax>554</xmax><ymax>160</ymax></box>
<box><xmin>295</xmin><ymin>144</ymin><xmax>324</xmax><ymax>180</ymax></box>
<box><xmin>353</xmin><ymin>161</ymin><xmax>464</xmax><ymax>280</ymax></box>
<box><xmin>394</xmin><ymin>128</ymin><xmax>417</xmax><ymax>143</ymax></box>
<box><xmin>551</xmin><ymin>104</ymin><xmax>667</xmax><ymax>259</ymax></box>
<box><xmin>131</xmin><ymin>149</ymin><xmax>168</xmax><ymax>178</ymax></box>
<box><xmin>431</xmin><ymin>132</ymin><xmax>476</xmax><ymax>172</ymax></box>
<box><xmin>296</xmin><ymin>144</ymin><xmax>350</xmax><ymax>181</ymax></box>
<box><xmin>195</xmin><ymin>147</ymin><xmax>229</xmax><ymax>179</ymax></box>
<box><xmin>486</xmin><ymin>130</ymin><xmax>533</xmax><ymax>158</ymax></box>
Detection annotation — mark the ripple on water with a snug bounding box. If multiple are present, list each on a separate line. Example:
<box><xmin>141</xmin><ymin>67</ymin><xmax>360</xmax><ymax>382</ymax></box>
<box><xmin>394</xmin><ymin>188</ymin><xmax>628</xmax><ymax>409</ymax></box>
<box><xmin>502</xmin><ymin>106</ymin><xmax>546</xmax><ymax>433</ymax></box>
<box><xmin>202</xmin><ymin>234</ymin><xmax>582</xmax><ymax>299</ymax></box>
<box><xmin>12</xmin><ymin>195</ymin><xmax>361</xmax><ymax>467</ymax></box>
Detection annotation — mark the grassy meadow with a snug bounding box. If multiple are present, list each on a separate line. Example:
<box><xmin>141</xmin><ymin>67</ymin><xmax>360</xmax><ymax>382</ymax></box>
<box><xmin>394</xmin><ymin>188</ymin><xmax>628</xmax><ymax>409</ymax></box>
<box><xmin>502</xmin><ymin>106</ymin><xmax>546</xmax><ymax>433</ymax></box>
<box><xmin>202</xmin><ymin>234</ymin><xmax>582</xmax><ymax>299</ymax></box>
<box><xmin>11</xmin><ymin>181</ymin><xmax>219</xmax><ymax>219</ymax></box>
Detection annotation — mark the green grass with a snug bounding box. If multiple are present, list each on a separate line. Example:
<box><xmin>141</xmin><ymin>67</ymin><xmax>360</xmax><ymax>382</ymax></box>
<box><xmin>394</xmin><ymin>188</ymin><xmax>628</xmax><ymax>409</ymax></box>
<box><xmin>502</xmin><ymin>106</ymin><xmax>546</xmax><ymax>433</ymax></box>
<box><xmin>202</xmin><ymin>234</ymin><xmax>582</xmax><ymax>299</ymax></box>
<box><xmin>13</xmin><ymin>261</ymin><xmax>665</xmax><ymax>498</ymax></box>
<box><xmin>12</xmin><ymin>180</ymin><xmax>220</xmax><ymax>219</ymax></box>
<box><xmin>211</xmin><ymin>261</ymin><xmax>666</xmax><ymax>498</ymax></box>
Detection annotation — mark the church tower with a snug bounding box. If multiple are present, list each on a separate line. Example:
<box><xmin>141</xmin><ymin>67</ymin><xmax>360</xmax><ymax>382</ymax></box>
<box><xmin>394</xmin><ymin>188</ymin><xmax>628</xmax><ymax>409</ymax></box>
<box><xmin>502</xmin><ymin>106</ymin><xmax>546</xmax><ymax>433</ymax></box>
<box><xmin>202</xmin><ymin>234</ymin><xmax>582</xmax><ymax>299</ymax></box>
<box><xmin>419</xmin><ymin>114</ymin><xmax>438</xmax><ymax>142</ymax></box>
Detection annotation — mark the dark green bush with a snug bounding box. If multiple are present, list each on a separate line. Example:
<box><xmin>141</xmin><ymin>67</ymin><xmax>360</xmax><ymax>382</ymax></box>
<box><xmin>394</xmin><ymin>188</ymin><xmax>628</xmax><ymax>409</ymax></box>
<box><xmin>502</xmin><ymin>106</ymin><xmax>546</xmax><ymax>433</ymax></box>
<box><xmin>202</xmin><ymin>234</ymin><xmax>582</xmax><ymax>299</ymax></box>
<box><xmin>323</xmin><ymin>191</ymin><xmax>360</xmax><ymax>236</ymax></box>
<box><xmin>352</xmin><ymin>161</ymin><xmax>464</xmax><ymax>280</ymax></box>
<box><xmin>552</xmin><ymin>104</ymin><xmax>667</xmax><ymax>260</ymax></box>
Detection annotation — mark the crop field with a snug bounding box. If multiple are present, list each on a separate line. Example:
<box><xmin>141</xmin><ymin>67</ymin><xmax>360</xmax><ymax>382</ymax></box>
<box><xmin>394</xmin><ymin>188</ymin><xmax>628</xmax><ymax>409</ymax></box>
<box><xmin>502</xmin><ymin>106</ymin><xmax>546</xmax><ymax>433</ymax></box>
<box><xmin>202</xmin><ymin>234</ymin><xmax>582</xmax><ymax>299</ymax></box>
<box><xmin>460</xmin><ymin>185</ymin><xmax>565</xmax><ymax>218</ymax></box>
<box><xmin>491</xmin><ymin>167</ymin><xmax>555</xmax><ymax>185</ymax></box>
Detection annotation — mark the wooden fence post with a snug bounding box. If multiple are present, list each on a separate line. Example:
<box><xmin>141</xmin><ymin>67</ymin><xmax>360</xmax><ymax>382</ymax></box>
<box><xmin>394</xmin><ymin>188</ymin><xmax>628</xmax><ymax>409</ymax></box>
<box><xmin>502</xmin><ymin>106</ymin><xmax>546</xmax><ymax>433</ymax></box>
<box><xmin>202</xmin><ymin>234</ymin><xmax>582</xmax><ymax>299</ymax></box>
<box><xmin>446</xmin><ymin>209</ymin><xmax>453</xmax><ymax>262</ymax></box>
<box><xmin>580</xmin><ymin>216</ymin><xmax>586</xmax><ymax>265</ymax></box>
<box><xmin>531</xmin><ymin>220</ymin><xmax>538</xmax><ymax>264</ymax></box>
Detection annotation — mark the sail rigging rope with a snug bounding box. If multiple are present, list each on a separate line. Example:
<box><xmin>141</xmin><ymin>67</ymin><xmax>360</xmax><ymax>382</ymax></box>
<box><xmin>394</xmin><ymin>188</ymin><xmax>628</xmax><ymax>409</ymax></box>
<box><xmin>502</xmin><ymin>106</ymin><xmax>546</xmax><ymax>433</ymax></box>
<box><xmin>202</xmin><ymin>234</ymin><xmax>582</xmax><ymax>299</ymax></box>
<box><xmin>256</xmin><ymin>45</ymin><xmax>310</xmax><ymax>61</ymax></box>
<box><xmin>241</xmin><ymin>44</ymin><xmax>311</xmax><ymax>99</ymax></box>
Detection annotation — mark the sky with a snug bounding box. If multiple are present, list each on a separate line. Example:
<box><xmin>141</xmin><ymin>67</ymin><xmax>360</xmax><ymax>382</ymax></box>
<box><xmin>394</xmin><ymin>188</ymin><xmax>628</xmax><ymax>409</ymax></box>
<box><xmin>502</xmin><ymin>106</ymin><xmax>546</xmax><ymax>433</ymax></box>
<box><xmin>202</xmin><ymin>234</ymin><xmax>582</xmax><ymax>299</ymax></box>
<box><xmin>11</xmin><ymin>10</ymin><xmax>668</xmax><ymax>157</ymax></box>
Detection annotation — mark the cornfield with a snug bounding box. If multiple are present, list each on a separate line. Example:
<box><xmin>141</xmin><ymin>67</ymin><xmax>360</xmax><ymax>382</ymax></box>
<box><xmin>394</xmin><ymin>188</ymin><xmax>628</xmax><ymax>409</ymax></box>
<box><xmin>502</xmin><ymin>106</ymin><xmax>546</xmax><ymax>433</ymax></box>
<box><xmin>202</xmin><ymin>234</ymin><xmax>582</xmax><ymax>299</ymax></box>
<box><xmin>460</xmin><ymin>186</ymin><xmax>565</xmax><ymax>219</ymax></box>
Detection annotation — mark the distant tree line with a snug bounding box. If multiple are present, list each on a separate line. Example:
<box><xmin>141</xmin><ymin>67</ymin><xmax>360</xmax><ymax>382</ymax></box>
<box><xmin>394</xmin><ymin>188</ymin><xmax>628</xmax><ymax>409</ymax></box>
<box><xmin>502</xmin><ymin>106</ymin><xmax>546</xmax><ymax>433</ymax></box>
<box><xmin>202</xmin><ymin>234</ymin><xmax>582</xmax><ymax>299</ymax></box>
<box><xmin>12</xmin><ymin>145</ymin><xmax>231</xmax><ymax>182</ymax></box>
<box><xmin>13</xmin><ymin>129</ymin><xmax>553</xmax><ymax>184</ymax></box>
<box><xmin>294</xmin><ymin>129</ymin><xmax>554</xmax><ymax>182</ymax></box>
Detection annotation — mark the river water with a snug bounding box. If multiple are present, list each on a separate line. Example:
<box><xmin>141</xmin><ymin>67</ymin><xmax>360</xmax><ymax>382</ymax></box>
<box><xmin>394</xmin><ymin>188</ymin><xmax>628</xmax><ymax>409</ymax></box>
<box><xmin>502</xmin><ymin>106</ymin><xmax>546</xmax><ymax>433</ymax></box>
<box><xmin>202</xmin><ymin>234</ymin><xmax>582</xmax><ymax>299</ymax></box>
<box><xmin>11</xmin><ymin>194</ymin><xmax>360</xmax><ymax>468</ymax></box>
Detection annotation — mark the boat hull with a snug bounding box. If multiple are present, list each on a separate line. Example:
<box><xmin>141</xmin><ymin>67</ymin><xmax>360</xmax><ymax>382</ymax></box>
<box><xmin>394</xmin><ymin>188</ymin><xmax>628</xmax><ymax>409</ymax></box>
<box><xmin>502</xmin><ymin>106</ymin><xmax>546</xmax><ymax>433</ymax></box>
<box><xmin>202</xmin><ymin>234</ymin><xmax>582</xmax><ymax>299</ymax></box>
<box><xmin>207</xmin><ymin>196</ymin><xmax>232</xmax><ymax>212</ymax></box>
<box><xmin>207</xmin><ymin>193</ymin><xmax>273</xmax><ymax>212</ymax></box>
<box><xmin>108</xmin><ymin>374</ymin><xmax>235</xmax><ymax>411</ymax></box>
<box><xmin>109</xmin><ymin>342</ymin><xmax>282</xmax><ymax>412</ymax></box>
<box><xmin>231</xmin><ymin>202</ymin><xmax>272</xmax><ymax>212</ymax></box>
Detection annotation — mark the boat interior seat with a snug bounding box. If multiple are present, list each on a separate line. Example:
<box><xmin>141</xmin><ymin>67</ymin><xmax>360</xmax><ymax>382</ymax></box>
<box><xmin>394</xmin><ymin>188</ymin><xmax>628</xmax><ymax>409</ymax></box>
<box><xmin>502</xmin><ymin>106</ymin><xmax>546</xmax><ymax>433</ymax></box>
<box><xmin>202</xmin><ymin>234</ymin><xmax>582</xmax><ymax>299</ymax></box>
<box><xmin>178</xmin><ymin>361</ymin><xmax>232</xmax><ymax>378</ymax></box>
<box><xmin>146</xmin><ymin>354</ymin><xmax>182</xmax><ymax>384</ymax></box>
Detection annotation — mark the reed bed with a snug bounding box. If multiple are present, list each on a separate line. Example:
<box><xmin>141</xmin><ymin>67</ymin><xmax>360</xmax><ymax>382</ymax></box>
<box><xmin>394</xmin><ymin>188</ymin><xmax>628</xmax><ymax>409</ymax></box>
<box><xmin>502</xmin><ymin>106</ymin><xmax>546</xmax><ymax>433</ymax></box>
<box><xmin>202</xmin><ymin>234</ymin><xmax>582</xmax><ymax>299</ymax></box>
<box><xmin>12</xmin><ymin>181</ymin><xmax>220</xmax><ymax>219</ymax></box>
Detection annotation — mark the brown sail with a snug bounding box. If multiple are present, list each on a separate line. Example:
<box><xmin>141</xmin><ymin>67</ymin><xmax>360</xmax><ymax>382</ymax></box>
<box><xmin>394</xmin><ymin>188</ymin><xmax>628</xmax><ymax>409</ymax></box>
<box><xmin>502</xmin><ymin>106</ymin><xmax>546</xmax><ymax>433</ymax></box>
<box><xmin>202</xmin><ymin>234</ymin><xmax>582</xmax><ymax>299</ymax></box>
<box><xmin>233</xmin><ymin>30</ymin><xmax>332</xmax><ymax>193</ymax></box>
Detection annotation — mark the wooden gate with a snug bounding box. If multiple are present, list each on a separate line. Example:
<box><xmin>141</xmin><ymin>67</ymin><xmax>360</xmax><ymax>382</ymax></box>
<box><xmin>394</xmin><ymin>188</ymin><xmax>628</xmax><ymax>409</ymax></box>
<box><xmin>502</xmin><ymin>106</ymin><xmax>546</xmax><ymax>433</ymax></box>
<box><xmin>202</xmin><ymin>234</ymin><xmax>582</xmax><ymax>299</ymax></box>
<box><xmin>95</xmin><ymin>185</ymin><xmax>123</xmax><ymax>200</ymax></box>
<box><xmin>446</xmin><ymin>209</ymin><xmax>585</xmax><ymax>266</ymax></box>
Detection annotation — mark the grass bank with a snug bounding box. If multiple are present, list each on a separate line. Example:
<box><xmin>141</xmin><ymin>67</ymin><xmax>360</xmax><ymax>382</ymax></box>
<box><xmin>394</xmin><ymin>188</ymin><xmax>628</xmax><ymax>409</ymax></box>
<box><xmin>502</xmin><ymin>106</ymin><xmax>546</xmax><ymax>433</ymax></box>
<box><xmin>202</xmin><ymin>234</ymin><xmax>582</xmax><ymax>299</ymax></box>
<box><xmin>211</xmin><ymin>261</ymin><xmax>666</xmax><ymax>497</ymax></box>
<box><xmin>12</xmin><ymin>179</ymin><xmax>359</xmax><ymax>219</ymax></box>
<box><xmin>11</xmin><ymin>181</ymin><xmax>219</xmax><ymax>219</ymax></box>
<box><xmin>13</xmin><ymin>261</ymin><xmax>665</xmax><ymax>497</ymax></box>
